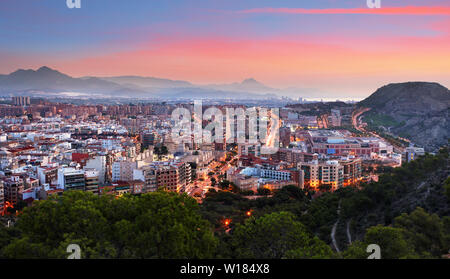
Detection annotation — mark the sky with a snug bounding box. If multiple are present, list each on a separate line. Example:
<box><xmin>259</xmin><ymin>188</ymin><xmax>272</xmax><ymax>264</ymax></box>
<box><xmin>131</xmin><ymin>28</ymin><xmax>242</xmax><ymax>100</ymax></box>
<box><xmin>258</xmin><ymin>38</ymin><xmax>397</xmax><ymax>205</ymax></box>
<box><xmin>0</xmin><ymin>0</ymin><xmax>449</xmax><ymax>99</ymax></box>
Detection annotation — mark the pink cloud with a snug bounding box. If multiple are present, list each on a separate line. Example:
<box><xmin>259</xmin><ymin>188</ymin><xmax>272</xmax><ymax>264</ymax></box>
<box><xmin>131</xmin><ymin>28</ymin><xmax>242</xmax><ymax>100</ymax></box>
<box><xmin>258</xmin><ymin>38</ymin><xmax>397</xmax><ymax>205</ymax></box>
<box><xmin>238</xmin><ymin>6</ymin><xmax>450</xmax><ymax>15</ymax></box>
<box><xmin>2</xmin><ymin>34</ymin><xmax>448</xmax><ymax>97</ymax></box>
<box><xmin>47</xmin><ymin>34</ymin><xmax>448</xmax><ymax>89</ymax></box>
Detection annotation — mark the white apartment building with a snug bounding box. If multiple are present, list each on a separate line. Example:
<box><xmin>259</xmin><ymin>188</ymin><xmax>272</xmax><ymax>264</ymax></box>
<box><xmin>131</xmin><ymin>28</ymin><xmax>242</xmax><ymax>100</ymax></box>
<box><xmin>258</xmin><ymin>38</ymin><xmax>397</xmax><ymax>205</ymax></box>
<box><xmin>84</xmin><ymin>155</ymin><xmax>106</xmax><ymax>184</ymax></box>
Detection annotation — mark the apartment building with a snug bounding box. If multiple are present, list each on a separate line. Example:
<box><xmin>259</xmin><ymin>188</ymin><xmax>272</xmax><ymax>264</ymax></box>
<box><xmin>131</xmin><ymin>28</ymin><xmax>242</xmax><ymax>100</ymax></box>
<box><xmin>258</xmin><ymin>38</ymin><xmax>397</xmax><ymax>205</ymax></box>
<box><xmin>157</xmin><ymin>162</ymin><xmax>191</xmax><ymax>192</ymax></box>
<box><xmin>57</xmin><ymin>168</ymin><xmax>86</xmax><ymax>191</ymax></box>
<box><xmin>341</xmin><ymin>157</ymin><xmax>362</xmax><ymax>186</ymax></box>
<box><xmin>238</xmin><ymin>163</ymin><xmax>303</xmax><ymax>188</ymax></box>
<box><xmin>229</xmin><ymin>174</ymin><xmax>258</xmax><ymax>192</ymax></box>
<box><xmin>3</xmin><ymin>176</ymin><xmax>24</xmax><ymax>205</ymax></box>
<box><xmin>37</xmin><ymin>166</ymin><xmax>58</xmax><ymax>186</ymax></box>
<box><xmin>84</xmin><ymin>155</ymin><xmax>107</xmax><ymax>184</ymax></box>
<box><xmin>270</xmin><ymin>148</ymin><xmax>315</xmax><ymax>165</ymax></box>
<box><xmin>112</xmin><ymin>151</ymin><xmax>153</xmax><ymax>182</ymax></box>
<box><xmin>133</xmin><ymin>161</ymin><xmax>191</xmax><ymax>193</ymax></box>
<box><xmin>112</xmin><ymin>160</ymin><xmax>138</xmax><ymax>182</ymax></box>
<box><xmin>84</xmin><ymin>169</ymin><xmax>100</xmax><ymax>195</ymax></box>
<box><xmin>133</xmin><ymin>166</ymin><xmax>158</xmax><ymax>193</ymax></box>
<box><xmin>298</xmin><ymin>160</ymin><xmax>344</xmax><ymax>191</ymax></box>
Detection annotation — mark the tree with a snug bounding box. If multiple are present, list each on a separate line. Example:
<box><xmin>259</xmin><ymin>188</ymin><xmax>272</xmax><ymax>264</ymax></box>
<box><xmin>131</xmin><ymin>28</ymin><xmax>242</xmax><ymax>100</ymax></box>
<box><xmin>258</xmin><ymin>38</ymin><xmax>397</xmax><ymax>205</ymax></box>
<box><xmin>257</xmin><ymin>188</ymin><xmax>271</xmax><ymax>196</ymax></box>
<box><xmin>363</xmin><ymin>225</ymin><xmax>416</xmax><ymax>259</ymax></box>
<box><xmin>272</xmin><ymin>185</ymin><xmax>307</xmax><ymax>203</ymax></box>
<box><xmin>160</xmin><ymin>145</ymin><xmax>168</xmax><ymax>155</ymax></box>
<box><xmin>394</xmin><ymin>207</ymin><xmax>448</xmax><ymax>258</ymax></box>
<box><xmin>124</xmin><ymin>192</ymin><xmax>217</xmax><ymax>258</ymax></box>
<box><xmin>219</xmin><ymin>180</ymin><xmax>230</xmax><ymax>190</ymax></box>
<box><xmin>444</xmin><ymin>177</ymin><xmax>450</xmax><ymax>200</ymax></box>
<box><xmin>318</xmin><ymin>183</ymin><xmax>332</xmax><ymax>192</ymax></box>
<box><xmin>342</xmin><ymin>241</ymin><xmax>370</xmax><ymax>259</ymax></box>
<box><xmin>343</xmin><ymin>226</ymin><xmax>418</xmax><ymax>259</ymax></box>
<box><xmin>2</xmin><ymin>191</ymin><xmax>217</xmax><ymax>259</ymax></box>
<box><xmin>284</xmin><ymin>236</ymin><xmax>336</xmax><ymax>259</ymax></box>
<box><xmin>299</xmin><ymin>193</ymin><xmax>339</xmax><ymax>239</ymax></box>
<box><xmin>231</xmin><ymin>211</ymin><xmax>334</xmax><ymax>259</ymax></box>
<box><xmin>0</xmin><ymin>225</ymin><xmax>14</xmax><ymax>258</ymax></box>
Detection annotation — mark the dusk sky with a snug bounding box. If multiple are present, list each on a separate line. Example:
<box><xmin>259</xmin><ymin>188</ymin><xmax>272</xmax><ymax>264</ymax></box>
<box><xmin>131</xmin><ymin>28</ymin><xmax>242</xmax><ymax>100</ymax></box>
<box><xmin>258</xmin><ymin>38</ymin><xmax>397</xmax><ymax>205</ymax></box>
<box><xmin>1</xmin><ymin>0</ymin><xmax>449</xmax><ymax>99</ymax></box>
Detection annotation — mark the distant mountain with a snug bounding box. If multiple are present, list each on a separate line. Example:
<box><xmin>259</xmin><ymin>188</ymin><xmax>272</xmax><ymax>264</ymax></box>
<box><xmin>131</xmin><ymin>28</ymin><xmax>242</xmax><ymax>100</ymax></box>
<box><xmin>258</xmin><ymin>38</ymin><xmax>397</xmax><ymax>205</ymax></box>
<box><xmin>359</xmin><ymin>82</ymin><xmax>450</xmax><ymax>151</ymax></box>
<box><xmin>157</xmin><ymin>87</ymin><xmax>278</xmax><ymax>100</ymax></box>
<box><xmin>95</xmin><ymin>76</ymin><xmax>194</xmax><ymax>89</ymax></box>
<box><xmin>0</xmin><ymin>66</ymin><xmax>144</xmax><ymax>96</ymax></box>
<box><xmin>0</xmin><ymin>67</ymin><xmax>282</xmax><ymax>100</ymax></box>
<box><xmin>205</xmin><ymin>78</ymin><xmax>277</xmax><ymax>93</ymax></box>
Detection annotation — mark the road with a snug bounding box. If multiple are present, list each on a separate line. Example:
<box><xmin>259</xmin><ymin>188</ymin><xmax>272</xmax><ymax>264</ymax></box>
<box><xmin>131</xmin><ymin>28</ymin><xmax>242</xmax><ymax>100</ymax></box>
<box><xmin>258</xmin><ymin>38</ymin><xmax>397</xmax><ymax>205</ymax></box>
<box><xmin>185</xmin><ymin>151</ymin><xmax>239</xmax><ymax>199</ymax></box>
<box><xmin>352</xmin><ymin>107</ymin><xmax>371</xmax><ymax>134</ymax></box>
<box><xmin>352</xmin><ymin>107</ymin><xmax>405</xmax><ymax>154</ymax></box>
<box><xmin>346</xmin><ymin>219</ymin><xmax>352</xmax><ymax>245</ymax></box>
<box><xmin>331</xmin><ymin>200</ymin><xmax>341</xmax><ymax>253</ymax></box>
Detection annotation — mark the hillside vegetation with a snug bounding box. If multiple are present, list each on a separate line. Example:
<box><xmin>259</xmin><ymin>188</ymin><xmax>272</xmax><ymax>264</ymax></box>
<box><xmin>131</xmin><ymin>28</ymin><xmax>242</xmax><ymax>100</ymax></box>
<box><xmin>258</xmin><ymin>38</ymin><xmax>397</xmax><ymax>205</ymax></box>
<box><xmin>359</xmin><ymin>82</ymin><xmax>450</xmax><ymax>151</ymax></box>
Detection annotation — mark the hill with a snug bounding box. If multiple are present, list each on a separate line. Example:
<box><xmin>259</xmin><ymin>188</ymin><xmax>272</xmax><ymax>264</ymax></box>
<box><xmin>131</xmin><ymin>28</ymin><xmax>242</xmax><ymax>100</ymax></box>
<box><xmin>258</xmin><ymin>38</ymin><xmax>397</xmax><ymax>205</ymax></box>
<box><xmin>358</xmin><ymin>82</ymin><xmax>450</xmax><ymax>151</ymax></box>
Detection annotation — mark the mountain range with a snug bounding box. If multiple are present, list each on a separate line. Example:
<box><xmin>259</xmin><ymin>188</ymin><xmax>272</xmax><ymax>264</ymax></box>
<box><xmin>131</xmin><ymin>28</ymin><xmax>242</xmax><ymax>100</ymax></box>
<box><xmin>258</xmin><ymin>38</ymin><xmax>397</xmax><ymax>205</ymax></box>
<box><xmin>0</xmin><ymin>66</ymin><xmax>290</xmax><ymax>99</ymax></box>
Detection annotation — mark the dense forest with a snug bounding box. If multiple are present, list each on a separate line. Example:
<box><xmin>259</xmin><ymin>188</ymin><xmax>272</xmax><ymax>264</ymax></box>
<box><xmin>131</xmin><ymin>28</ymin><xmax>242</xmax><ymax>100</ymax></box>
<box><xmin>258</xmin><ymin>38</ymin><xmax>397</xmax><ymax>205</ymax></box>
<box><xmin>0</xmin><ymin>147</ymin><xmax>449</xmax><ymax>259</ymax></box>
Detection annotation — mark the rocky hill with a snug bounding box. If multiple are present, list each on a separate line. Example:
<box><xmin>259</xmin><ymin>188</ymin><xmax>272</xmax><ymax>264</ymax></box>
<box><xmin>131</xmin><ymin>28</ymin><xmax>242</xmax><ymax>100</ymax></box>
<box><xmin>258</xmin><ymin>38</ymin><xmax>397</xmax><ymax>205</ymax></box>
<box><xmin>359</xmin><ymin>82</ymin><xmax>450</xmax><ymax>151</ymax></box>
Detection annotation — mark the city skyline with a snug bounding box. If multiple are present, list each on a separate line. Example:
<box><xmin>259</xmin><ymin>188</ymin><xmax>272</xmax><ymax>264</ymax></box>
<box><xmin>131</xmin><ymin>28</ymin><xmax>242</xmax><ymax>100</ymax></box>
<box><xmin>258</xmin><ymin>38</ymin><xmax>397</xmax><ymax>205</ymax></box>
<box><xmin>0</xmin><ymin>0</ymin><xmax>449</xmax><ymax>98</ymax></box>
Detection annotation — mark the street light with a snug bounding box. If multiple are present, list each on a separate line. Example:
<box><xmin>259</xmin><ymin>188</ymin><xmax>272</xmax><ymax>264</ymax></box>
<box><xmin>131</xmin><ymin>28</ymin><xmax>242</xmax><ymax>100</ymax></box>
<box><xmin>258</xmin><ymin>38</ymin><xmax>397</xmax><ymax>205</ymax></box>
<box><xmin>224</xmin><ymin>218</ymin><xmax>231</xmax><ymax>227</ymax></box>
